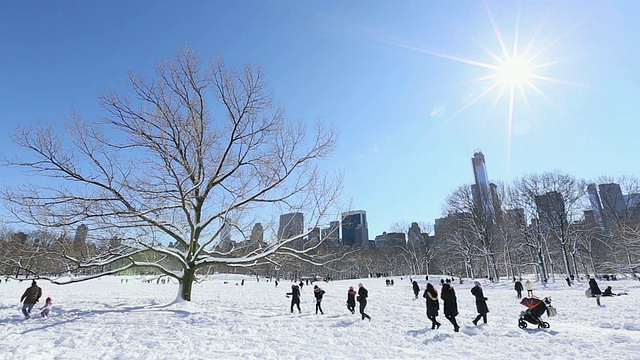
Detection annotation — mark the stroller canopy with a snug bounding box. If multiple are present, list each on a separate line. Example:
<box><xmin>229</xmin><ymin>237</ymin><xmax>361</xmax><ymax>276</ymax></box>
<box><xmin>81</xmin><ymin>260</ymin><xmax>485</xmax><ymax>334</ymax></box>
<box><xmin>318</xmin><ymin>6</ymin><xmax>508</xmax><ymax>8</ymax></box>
<box><xmin>520</xmin><ymin>297</ymin><xmax>544</xmax><ymax>309</ymax></box>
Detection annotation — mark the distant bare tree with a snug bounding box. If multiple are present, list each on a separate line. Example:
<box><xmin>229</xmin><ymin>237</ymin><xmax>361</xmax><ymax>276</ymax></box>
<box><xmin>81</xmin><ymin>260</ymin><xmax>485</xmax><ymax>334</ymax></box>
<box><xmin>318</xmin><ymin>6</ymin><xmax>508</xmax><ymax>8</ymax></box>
<box><xmin>516</xmin><ymin>171</ymin><xmax>586</xmax><ymax>280</ymax></box>
<box><xmin>443</xmin><ymin>184</ymin><xmax>500</xmax><ymax>281</ymax></box>
<box><xmin>1</xmin><ymin>48</ymin><xmax>342</xmax><ymax>301</ymax></box>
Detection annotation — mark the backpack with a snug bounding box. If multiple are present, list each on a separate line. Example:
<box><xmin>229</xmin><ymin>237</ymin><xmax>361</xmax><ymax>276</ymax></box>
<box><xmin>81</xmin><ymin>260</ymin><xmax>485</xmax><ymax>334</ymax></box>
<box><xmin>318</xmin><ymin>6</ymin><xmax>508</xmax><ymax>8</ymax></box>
<box><xmin>547</xmin><ymin>305</ymin><xmax>557</xmax><ymax>317</ymax></box>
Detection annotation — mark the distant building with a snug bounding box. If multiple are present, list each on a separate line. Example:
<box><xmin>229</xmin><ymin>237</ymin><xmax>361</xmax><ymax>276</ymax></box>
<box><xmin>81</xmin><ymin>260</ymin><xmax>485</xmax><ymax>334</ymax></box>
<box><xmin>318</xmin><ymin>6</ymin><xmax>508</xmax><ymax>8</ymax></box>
<box><xmin>535</xmin><ymin>191</ymin><xmax>567</xmax><ymax>232</ymax></box>
<box><xmin>341</xmin><ymin>210</ymin><xmax>368</xmax><ymax>246</ymax></box>
<box><xmin>321</xmin><ymin>221</ymin><xmax>340</xmax><ymax>245</ymax></box>
<box><xmin>278</xmin><ymin>212</ymin><xmax>304</xmax><ymax>240</ymax></box>
<box><xmin>407</xmin><ymin>222</ymin><xmax>429</xmax><ymax>246</ymax></box>
<box><xmin>374</xmin><ymin>232</ymin><xmax>406</xmax><ymax>247</ymax></box>
<box><xmin>307</xmin><ymin>227</ymin><xmax>320</xmax><ymax>244</ymax></box>
<box><xmin>73</xmin><ymin>224</ymin><xmax>88</xmax><ymax>246</ymax></box>
<box><xmin>250</xmin><ymin>223</ymin><xmax>264</xmax><ymax>244</ymax></box>
<box><xmin>587</xmin><ymin>184</ymin><xmax>605</xmax><ymax>230</ymax></box>
<box><xmin>471</xmin><ymin>150</ymin><xmax>497</xmax><ymax>236</ymax></box>
<box><xmin>599</xmin><ymin>183</ymin><xmax>626</xmax><ymax>228</ymax></box>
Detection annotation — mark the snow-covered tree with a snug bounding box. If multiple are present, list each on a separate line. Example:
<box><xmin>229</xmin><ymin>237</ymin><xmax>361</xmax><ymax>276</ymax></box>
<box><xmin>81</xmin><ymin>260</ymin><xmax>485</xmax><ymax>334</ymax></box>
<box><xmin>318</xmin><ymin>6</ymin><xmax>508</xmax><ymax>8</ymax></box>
<box><xmin>1</xmin><ymin>48</ymin><xmax>342</xmax><ymax>301</ymax></box>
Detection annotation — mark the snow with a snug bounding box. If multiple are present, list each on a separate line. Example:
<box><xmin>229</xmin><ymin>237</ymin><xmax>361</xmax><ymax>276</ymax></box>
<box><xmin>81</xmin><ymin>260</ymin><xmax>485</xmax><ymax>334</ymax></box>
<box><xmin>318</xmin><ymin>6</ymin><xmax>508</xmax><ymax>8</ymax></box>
<box><xmin>1</xmin><ymin>275</ymin><xmax>640</xmax><ymax>359</ymax></box>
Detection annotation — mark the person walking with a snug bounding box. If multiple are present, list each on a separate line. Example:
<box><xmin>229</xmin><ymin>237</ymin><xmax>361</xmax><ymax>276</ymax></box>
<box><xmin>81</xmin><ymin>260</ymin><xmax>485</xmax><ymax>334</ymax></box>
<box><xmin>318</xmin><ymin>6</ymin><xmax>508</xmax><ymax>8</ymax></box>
<box><xmin>20</xmin><ymin>280</ymin><xmax>42</xmax><ymax>319</ymax></box>
<box><xmin>286</xmin><ymin>284</ymin><xmax>301</xmax><ymax>313</ymax></box>
<box><xmin>313</xmin><ymin>285</ymin><xmax>325</xmax><ymax>314</ymax></box>
<box><xmin>423</xmin><ymin>283</ymin><xmax>441</xmax><ymax>330</ymax></box>
<box><xmin>589</xmin><ymin>277</ymin><xmax>602</xmax><ymax>306</ymax></box>
<box><xmin>346</xmin><ymin>286</ymin><xmax>357</xmax><ymax>314</ymax></box>
<box><xmin>514</xmin><ymin>280</ymin><xmax>524</xmax><ymax>299</ymax></box>
<box><xmin>471</xmin><ymin>281</ymin><xmax>489</xmax><ymax>325</ymax></box>
<box><xmin>524</xmin><ymin>279</ymin><xmax>534</xmax><ymax>297</ymax></box>
<box><xmin>357</xmin><ymin>283</ymin><xmax>371</xmax><ymax>321</ymax></box>
<box><xmin>441</xmin><ymin>283</ymin><xmax>460</xmax><ymax>332</ymax></box>
<box><xmin>412</xmin><ymin>280</ymin><xmax>420</xmax><ymax>299</ymax></box>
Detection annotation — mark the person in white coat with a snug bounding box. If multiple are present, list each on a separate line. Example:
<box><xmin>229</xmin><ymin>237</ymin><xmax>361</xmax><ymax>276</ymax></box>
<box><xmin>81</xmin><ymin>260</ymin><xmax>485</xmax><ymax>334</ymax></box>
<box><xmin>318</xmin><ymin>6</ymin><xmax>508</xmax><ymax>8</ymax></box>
<box><xmin>524</xmin><ymin>280</ymin><xmax>534</xmax><ymax>297</ymax></box>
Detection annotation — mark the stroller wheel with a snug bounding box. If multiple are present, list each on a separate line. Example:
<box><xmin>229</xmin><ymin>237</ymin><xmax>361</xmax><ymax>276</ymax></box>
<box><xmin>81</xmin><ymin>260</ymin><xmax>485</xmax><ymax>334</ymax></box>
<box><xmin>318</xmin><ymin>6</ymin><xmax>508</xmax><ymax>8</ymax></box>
<box><xmin>518</xmin><ymin>319</ymin><xmax>527</xmax><ymax>329</ymax></box>
<box><xmin>542</xmin><ymin>322</ymin><xmax>550</xmax><ymax>328</ymax></box>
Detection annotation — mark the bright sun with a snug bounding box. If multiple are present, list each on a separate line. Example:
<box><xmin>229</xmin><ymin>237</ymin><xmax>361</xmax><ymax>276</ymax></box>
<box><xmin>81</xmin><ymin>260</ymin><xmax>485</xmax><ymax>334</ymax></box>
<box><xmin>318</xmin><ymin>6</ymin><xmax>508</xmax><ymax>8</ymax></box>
<box><xmin>495</xmin><ymin>56</ymin><xmax>533</xmax><ymax>89</ymax></box>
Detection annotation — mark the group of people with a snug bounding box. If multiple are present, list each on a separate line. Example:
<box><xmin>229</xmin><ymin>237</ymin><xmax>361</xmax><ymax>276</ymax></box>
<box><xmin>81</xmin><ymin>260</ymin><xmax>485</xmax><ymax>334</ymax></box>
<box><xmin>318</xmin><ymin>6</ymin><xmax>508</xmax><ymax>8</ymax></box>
<box><xmin>286</xmin><ymin>282</ymin><xmax>371</xmax><ymax>320</ymax></box>
<box><xmin>20</xmin><ymin>280</ymin><xmax>53</xmax><ymax>319</ymax></box>
<box><xmin>419</xmin><ymin>280</ymin><xmax>487</xmax><ymax>332</ymax></box>
<box><xmin>514</xmin><ymin>279</ymin><xmax>535</xmax><ymax>299</ymax></box>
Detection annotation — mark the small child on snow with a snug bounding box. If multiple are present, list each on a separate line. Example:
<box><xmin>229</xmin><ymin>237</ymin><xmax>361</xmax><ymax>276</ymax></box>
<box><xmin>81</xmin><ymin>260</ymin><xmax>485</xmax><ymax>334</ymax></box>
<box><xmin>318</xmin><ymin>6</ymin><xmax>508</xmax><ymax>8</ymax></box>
<box><xmin>40</xmin><ymin>297</ymin><xmax>53</xmax><ymax>318</ymax></box>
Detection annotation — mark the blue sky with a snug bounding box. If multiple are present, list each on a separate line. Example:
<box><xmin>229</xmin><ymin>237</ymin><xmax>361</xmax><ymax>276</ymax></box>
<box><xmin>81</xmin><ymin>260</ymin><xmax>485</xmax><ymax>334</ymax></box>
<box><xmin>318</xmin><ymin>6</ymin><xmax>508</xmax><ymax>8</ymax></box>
<box><xmin>1</xmin><ymin>1</ymin><xmax>639</xmax><ymax>237</ymax></box>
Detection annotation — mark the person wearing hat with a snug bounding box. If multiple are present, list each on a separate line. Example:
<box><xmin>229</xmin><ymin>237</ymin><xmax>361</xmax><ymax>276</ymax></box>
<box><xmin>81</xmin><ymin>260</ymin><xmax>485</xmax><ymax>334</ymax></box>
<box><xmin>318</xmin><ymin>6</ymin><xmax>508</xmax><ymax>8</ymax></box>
<box><xmin>346</xmin><ymin>286</ymin><xmax>357</xmax><ymax>314</ymax></box>
<box><xmin>470</xmin><ymin>281</ymin><xmax>489</xmax><ymax>325</ymax></box>
<box><xmin>20</xmin><ymin>280</ymin><xmax>42</xmax><ymax>319</ymax></box>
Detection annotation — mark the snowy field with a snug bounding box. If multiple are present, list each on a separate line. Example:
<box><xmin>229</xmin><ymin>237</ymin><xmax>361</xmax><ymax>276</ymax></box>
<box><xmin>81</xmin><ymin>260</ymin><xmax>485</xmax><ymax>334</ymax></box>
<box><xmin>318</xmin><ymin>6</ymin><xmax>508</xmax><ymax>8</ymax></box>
<box><xmin>1</xmin><ymin>274</ymin><xmax>639</xmax><ymax>360</ymax></box>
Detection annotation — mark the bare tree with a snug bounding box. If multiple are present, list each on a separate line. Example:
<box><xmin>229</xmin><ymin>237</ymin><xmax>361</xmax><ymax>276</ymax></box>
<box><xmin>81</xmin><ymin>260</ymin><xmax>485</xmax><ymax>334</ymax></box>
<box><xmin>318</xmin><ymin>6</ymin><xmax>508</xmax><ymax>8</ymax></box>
<box><xmin>1</xmin><ymin>48</ymin><xmax>342</xmax><ymax>301</ymax></box>
<box><xmin>443</xmin><ymin>184</ymin><xmax>500</xmax><ymax>281</ymax></box>
<box><xmin>516</xmin><ymin>171</ymin><xmax>586</xmax><ymax>280</ymax></box>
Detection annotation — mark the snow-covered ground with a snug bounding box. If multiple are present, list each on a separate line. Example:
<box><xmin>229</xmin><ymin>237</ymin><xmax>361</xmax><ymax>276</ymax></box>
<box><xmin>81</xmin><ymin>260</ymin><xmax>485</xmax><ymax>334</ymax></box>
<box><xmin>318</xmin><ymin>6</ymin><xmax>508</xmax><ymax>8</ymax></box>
<box><xmin>1</xmin><ymin>274</ymin><xmax>639</xmax><ymax>359</ymax></box>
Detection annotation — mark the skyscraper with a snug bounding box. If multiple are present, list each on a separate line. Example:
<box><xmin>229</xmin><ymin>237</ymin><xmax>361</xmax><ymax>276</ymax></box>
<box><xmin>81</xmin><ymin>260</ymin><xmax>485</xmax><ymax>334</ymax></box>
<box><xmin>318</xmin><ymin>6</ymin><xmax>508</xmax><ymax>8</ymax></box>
<box><xmin>278</xmin><ymin>212</ymin><xmax>304</xmax><ymax>240</ymax></box>
<box><xmin>471</xmin><ymin>150</ymin><xmax>496</xmax><ymax>233</ymax></box>
<box><xmin>73</xmin><ymin>224</ymin><xmax>88</xmax><ymax>246</ymax></box>
<box><xmin>599</xmin><ymin>183</ymin><xmax>626</xmax><ymax>228</ymax></box>
<box><xmin>587</xmin><ymin>184</ymin><xmax>605</xmax><ymax>230</ymax></box>
<box><xmin>341</xmin><ymin>210</ymin><xmax>368</xmax><ymax>246</ymax></box>
<box><xmin>535</xmin><ymin>191</ymin><xmax>567</xmax><ymax>232</ymax></box>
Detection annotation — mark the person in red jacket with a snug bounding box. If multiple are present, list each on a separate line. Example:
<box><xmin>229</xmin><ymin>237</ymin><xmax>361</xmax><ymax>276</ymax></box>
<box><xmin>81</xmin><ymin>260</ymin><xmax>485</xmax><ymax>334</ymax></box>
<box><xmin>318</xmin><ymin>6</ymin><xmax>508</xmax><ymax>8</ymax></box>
<box><xmin>20</xmin><ymin>280</ymin><xmax>42</xmax><ymax>319</ymax></box>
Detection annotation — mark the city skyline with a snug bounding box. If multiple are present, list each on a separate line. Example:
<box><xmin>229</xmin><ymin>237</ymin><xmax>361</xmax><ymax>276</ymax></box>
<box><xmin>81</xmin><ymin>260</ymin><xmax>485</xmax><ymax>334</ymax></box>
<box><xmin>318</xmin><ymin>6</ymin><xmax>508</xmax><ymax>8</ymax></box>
<box><xmin>1</xmin><ymin>1</ymin><xmax>640</xmax><ymax>237</ymax></box>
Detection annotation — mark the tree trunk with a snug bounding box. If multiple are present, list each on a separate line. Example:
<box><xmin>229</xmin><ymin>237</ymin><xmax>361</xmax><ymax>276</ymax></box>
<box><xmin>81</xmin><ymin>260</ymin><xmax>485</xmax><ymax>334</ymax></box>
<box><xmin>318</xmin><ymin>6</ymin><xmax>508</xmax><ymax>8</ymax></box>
<box><xmin>179</xmin><ymin>266</ymin><xmax>196</xmax><ymax>301</ymax></box>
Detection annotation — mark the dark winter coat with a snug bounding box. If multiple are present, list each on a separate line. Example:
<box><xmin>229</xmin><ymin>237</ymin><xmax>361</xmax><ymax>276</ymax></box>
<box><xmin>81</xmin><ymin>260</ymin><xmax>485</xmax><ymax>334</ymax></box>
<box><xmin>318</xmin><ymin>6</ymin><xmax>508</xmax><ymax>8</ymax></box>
<box><xmin>347</xmin><ymin>290</ymin><xmax>357</xmax><ymax>307</ymax></box>
<box><xmin>424</xmin><ymin>290</ymin><xmax>439</xmax><ymax>317</ymax></box>
<box><xmin>287</xmin><ymin>286</ymin><xmax>301</xmax><ymax>303</ymax></box>
<box><xmin>20</xmin><ymin>283</ymin><xmax>42</xmax><ymax>305</ymax></box>
<box><xmin>412</xmin><ymin>281</ymin><xmax>420</xmax><ymax>295</ymax></box>
<box><xmin>314</xmin><ymin>287</ymin><xmax>325</xmax><ymax>300</ymax></box>
<box><xmin>441</xmin><ymin>288</ymin><xmax>459</xmax><ymax>316</ymax></box>
<box><xmin>357</xmin><ymin>287</ymin><xmax>368</xmax><ymax>302</ymax></box>
<box><xmin>471</xmin><ymin>285</ymin><xmax>489</xmax><ymax>314</ymax></box>
<box><xmin>602</xmin><ymin>286</ymin><xmax>614</xmax><ymax>297</ymax></box>
<box><xmin>589</xmin><ymin>279</ymin><xmax>602</xmax><ymax>295</ymax></box>
<box><xmin>514</xmin><ymin>281</ymin><xmax>523</xmax><ymax>292</ymax></box>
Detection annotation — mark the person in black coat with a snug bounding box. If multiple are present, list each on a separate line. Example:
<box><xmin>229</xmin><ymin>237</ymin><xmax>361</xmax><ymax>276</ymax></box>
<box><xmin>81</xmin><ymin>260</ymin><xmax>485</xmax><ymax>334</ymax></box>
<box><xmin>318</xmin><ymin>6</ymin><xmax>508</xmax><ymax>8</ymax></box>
<box><xmin>357</xmin><ymin>283</ymin><xmax>371</xmax><ymax>321</ymax></box>
<box><xmin>589</xmin><ymin>277</ymin><xmax>602</xmax><ymax>306</ymax></box>
<box><xmin>346</xmin><ymin>286</ymin><xmax>357</xmax><ymax>314</ymax></box>
<box><xmin>286</xmin><ymin>284</ymin><xmax>301</xmax><ymax>313</ymax></box>
<box><xmin>514</xmin><ymin>280</ymin><xmax>524</xmax><ymax>299</ymax></box>
<box><xmin>412</xmin><ymin>281</ymin><xmax>420</xmax><ymax>299</ymax></box>
<box><xmin>423</xmin><ymin>283</ymin><xmax>441</xmax><ymax>330</ymax></box>
<box><xmin>471</xmin><ymin>281</ymin><xmax>489</xmax><ymax>325</ymax></box>
<box><xmin>313</xmin><ymin>285</ymin><xmax>325</xmax><ymax>314</ymax></box>
<box><xmin>441</xmin><ymin>283</ymin><xmax>460</xmax><ymax>332</ymax></box>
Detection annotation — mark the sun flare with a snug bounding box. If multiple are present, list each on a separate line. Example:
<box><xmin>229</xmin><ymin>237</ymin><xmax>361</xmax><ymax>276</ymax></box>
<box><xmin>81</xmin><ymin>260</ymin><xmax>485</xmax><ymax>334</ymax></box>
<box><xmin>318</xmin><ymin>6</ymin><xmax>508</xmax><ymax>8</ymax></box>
<box><xmin>495</xmin><ymin>56</ymin><xmax>533</xmax><ymax>89</ymax></box>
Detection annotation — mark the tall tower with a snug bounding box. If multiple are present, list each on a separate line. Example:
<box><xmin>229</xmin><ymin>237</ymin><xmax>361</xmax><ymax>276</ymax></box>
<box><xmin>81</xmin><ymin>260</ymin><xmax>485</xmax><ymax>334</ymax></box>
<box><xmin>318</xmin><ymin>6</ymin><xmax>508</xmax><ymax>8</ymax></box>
<box><xmin>586</xmin><ymin>184</ymin><xmax>605</xmax><ymax>230</ymax></box>
<box><xmin>471</xmin><ymin>150</ymin><xmax>495</xmax><ymax>233</ymax></box>
<box><xmin>598</xmin><ymin>183</ymin><xmax>626</xmax><ymax>229</ymax></box>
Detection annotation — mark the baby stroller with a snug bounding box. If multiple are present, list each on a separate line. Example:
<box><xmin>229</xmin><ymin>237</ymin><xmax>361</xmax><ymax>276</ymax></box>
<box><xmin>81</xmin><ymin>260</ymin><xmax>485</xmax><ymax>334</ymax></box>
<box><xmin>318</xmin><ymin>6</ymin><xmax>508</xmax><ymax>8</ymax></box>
<box><xmin>518</xmin><ymin>296</ymin><xmax>553</xmax><ymax>329</ymax></box>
